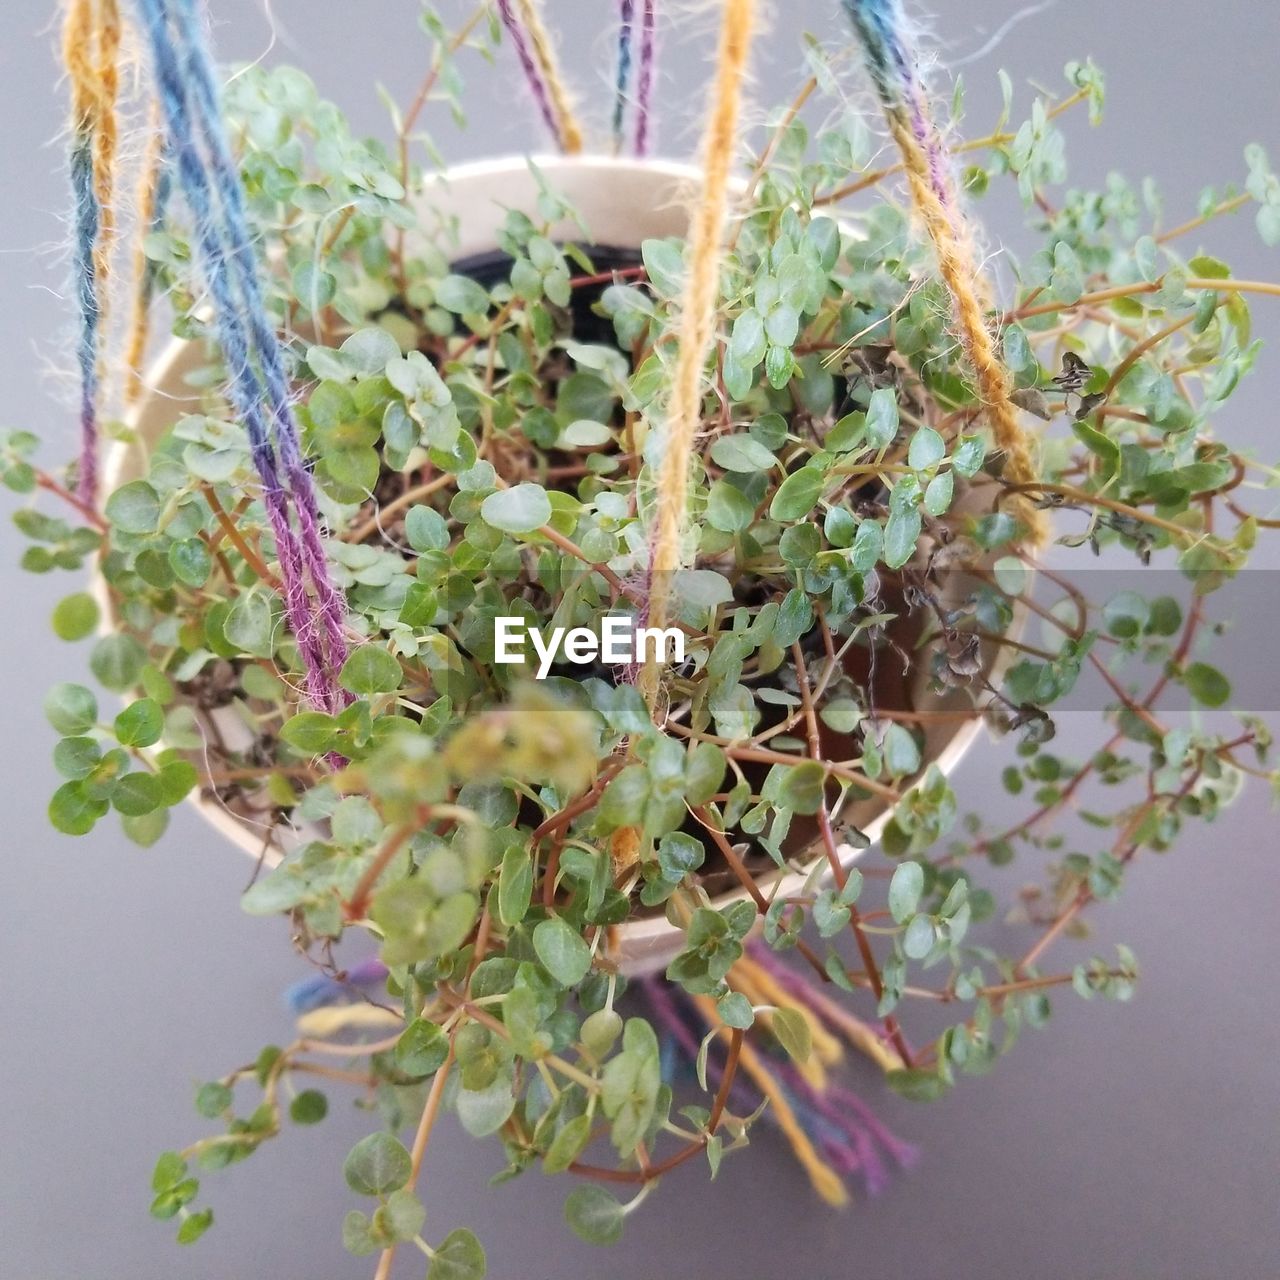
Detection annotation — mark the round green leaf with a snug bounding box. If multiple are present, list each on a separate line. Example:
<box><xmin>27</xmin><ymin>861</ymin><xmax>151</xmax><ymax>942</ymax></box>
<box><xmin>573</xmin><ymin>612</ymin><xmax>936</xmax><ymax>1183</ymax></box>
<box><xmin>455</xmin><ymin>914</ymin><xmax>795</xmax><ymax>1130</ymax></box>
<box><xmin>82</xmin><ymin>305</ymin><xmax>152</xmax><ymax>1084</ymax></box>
<box><xmin>289</xmin><ymin>1089</ymin><xmax>328</xmax><ymax>1124</ymax></box>
<box><xmin>104</xmin><ymin>480</ymin><xmax>161</xmax><ymax>534</ymax></box>
<box><xmin>533</xmin><ymin>917</ymin><xmax>593</xmax><ymax>987</ymax></box>
<box><xmin>49</xmin><ymin>780</ymin><xmax>108</xmax><ymax>835</ymax></box>
<box><xmin>114</xmin><ymin>698</ymin><xmax>165</xmax><ymax>748</ymax></box>
<box><xmin>52</xmin><ymin>592</ymin><xmax>100</xmax><ymax>641</ymax></box>
<box><xmin>343</xmin><ymin>1132</ymin><xmax>412</xmax><ymax>1196</ymax></box>
<box><xmin>564</xmin><ymin>1184</ymin><xmax>625</xmax><ymax>1246</ymax></box>
<box><xmin>1184</xmin><ymin>662</ymin><xmax>1230</xmax><ymax>708</ymax></box>
<box><xmin>90</xmin><ymin>634</ymin><xmax>147</xmax><ymax>691</ymax></box>
<box><xmin>427</xmin><ymin>1227</ymin><xmax>487</xmax><ymax>1280</ymax></box>
<box><xmin>480</xmin><ymin>484</ymin><xmax>552</xmax><ymax>534</ymax></box>
<box><xmin>339</xmin><ymin>646</ymin><xmax>403</xmax><ymax>696</ymax></box>
<box><xmin>769</xmin><ymin>467</ymin><xmax>825</xmax><ymax>521</ymax></box>
<box><xmin>45</xmin><ymin>682</ymin><xmax>98</xmax><ymax>735</ymax></box>
<box><xmin>394</xmin><ymin>1019</ymin><xmax>450</xmax><ymax>1078</ymax></box>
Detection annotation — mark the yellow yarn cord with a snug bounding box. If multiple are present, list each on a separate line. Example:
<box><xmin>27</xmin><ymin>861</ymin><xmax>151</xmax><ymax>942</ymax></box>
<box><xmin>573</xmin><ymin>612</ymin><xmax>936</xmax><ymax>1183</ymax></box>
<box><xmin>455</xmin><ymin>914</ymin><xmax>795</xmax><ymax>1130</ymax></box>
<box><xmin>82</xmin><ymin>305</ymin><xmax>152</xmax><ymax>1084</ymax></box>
<box><xmin>642</xmin><ymin>0</ymin><xmax>755</xmax><ymax>707</ymax></box>
<box><xmin>515</xmin><ymin>0</ymin><xmax>584</xmax><ymax>154</ymax></box>
<box><xmin>124</xmin><ymin>115</ymin><xmax>164</xmax><ymax>406</ymax></box>
<box><xmin>693</xmin><ymin>994</ymin><xmax>849</xmax><ymax>1207</ymax></box>
<box><xmin>884</xmin><ymin>111</ymin><xmax>1047</xmax><ymax>546</ymax></box>
<box><xmin>726</xmin><ymin>954</ymin><xmax>842</xmax><ymax>1092</ymax></box>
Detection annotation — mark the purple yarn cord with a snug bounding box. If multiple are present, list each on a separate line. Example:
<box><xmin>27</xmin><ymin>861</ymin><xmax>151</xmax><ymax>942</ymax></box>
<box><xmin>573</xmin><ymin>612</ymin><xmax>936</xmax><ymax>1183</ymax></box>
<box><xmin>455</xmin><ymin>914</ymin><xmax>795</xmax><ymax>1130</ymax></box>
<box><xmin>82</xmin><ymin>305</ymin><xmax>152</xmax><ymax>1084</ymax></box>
<box><xmin>496</xmin><ymin>0</ymin><xmax>562</xmax><ymax>147</ymax></box>
<box><xmin>634</xmin><ymin>0</ymin><xmax>657</xmax><ymax>156</ymax></box>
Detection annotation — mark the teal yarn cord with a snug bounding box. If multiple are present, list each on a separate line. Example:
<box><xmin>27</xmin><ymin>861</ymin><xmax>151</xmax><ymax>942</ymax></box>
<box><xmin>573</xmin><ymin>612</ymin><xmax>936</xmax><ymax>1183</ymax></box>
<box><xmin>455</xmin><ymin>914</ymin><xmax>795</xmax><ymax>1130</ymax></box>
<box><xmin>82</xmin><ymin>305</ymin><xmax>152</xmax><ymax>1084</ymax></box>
<box><xmin>69</xmin><ymin>132</ymin><xmax>102</xmax><ymax>506</ymax></box>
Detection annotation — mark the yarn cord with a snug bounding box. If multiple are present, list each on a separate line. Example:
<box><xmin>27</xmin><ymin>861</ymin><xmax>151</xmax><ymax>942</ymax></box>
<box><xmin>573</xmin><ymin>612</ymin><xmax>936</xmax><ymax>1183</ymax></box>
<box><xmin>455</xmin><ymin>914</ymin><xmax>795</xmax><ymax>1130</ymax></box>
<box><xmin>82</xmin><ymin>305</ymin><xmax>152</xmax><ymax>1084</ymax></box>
<box><xmin>63</xmin><ymin>0</ymin><xmax>122</xmax><ymax>505</ymax></box>
<box><xmin>635</xmin><ymin>0</ymin><xmax>657</xmax><ymax>155</ymax></box>
<box><xmin>136</xmin><ymin>0</ymin><xmax>347</xmax><ymax>712</ymax></box>
<box><xmin>612</xmin><ymin>0</ymin><xmax>635</xmax><ymax>150</ymax></box>
<box><xmin>496</xmin><ymin>0</ymin><xmax>583</xmax><ymax>153</ymax></box>
<box><xmin>124</xmin><ymin>123</ymin><xmax>171</xmax><ymax>406</ymax></box>
<box><xmin>843</xmin><ymin>0</ymin><xmax>1046</xmax><ymax>544</ymax></box>
<box><xmin>170</xmin><ymin>0</ymin><xmax>350</xmax><ymax>694</ymax></box>
<box><xmin>642</xmin><ymin>0</ymin><xmax>755</xmax><ymax>705</ymax></box>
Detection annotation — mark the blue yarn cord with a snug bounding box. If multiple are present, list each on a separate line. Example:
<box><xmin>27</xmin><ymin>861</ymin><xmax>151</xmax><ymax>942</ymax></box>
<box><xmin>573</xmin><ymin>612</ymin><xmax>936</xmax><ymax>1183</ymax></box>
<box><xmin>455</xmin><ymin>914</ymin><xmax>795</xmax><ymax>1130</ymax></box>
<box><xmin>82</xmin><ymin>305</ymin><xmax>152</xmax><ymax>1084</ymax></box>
<box><xmin>168</xmin><ymin>0</ymin><xmax>350</xmax><ymax>697</ymax></box>
<box><xmin>135</xmin><ymin>0</ymin><xmax>346</xmax><ymax>713</ymax></box>
<box><xmin>69</xmin><ymin>133</ymin><xmax>102</xmax><ymax>504</ymax></box>
<box><xmin>612</xmin><ymin>0</ymin><xmax>635</xmax><ymax>150</ymax></box>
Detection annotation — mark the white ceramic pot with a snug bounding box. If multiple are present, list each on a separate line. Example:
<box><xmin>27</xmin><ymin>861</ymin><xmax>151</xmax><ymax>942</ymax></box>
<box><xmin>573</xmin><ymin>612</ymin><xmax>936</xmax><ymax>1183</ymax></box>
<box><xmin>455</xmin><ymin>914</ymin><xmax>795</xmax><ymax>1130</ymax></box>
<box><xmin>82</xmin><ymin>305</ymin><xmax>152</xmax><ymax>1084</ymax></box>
<box><xmin>110</xmin><ymin>154</ymin><xmax>1012</xmax><ymax>977</ymax></box>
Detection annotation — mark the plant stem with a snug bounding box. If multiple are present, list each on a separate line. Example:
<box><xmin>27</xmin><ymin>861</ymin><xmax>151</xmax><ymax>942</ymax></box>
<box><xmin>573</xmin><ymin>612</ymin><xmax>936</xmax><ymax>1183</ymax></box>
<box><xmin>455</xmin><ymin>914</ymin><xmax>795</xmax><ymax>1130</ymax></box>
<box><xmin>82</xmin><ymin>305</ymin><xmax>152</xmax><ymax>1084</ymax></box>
<box><xmin>372</xmin><ymin>1031</ymin><xmax>456</xmax><ymax>1280</ymax></box>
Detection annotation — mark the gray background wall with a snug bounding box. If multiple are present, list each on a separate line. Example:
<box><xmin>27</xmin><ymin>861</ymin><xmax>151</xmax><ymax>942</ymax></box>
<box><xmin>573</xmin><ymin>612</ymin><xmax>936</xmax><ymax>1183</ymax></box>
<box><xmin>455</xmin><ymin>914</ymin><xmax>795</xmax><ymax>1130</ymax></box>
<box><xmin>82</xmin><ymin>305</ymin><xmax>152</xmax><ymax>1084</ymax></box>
<box><xmin>2</xmin><ymin>2</ymin><xmax>1278</xmax><ymax>1277</ymax></box>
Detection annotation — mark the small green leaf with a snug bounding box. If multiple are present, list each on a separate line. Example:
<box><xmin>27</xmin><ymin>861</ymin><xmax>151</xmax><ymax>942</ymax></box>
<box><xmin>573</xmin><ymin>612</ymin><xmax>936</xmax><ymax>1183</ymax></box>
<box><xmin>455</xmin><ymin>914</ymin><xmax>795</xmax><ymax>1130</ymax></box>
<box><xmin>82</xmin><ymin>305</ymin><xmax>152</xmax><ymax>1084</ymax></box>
<box><xmin>883</xmin><ymin>507</ymin><xmax>921</xmax><ymax>570</ymax></box>
<box><xmin>480</xmin><ymin>484</ymin><xmax>552</xmax><ymax>534</ymax></box>
<box><xmin>339</xmin><ymin>646</ymin><xmax>403</xmax><ymax>696</ymax></box>
<box><xmin>543</xmin><ymin>1114</ymin><xmax>593</xmax><ymax>1174</ymax></box>
<box><xmin>717</xmin><ymin>990</ymin><xmax>754</xmax><ymax>1029</ymax></box>
<box><xmin>290</xmin><ymin>1089</ymin><xmax>328</xmax><ymax>1124</ymax></box>
<box><xmin>1184</xmin><ymin>662</ymin><xmax>1230</xmax><ymax>708</ymax></box>
<box><xmin>52</xmin><ymin>591</ymin><xmax>100</xmax><ymax>641</ymax></box>
<box><xmin>395</xmin><ymin>1019</ymin><xmax>450</xmax><ymax>1078</ymax></box>
<box><xmin>90</xmin><ymin>634</ymin><xmax>146</xmax><ymax>691</ymax></box>
<box><xmin>888</xmin><ymin>861</ymin><xmax>925</xmax><ymax>923</ymax></box>
<box><xmin>564</xmin><ymin>1184</ymin><xmax>625</xmax><ymax>1246</ymax></box>
<box><xmin>434</xmin><ymin>274</ymin><xmax>491</xmax><ymax>315</ymax></box>
<box><xmin>343</xmin><ymin>1132</ymin><xmax>412</xmax><ymax>1196</ymax></box>
<box><xmin>49</xmin><ymin>780</ymin><xmax>107</xmax><ymax>834</ymax></box>
<box><xmin>533</xmin><ymin>917</ymin><xmax>593</xmax><ymax>987</ymax></box>
<box><xmin>770</xmin><ymin>1006</ymin><xmax>812</xmax><ymax>1064</ymax></box>
<box><xmin>195</xmin><ymin>1081</ymin><xmax>233</xmax><ymax>1118</ymax></box>
<box><xmin>428</xmin><ymin>1227</ymin><xmax>487</xmax><ymax>1280</ymax></box>
<box><xmin>45</xmin><ymin>683</ymin><xmax>98</xmax><ymax>735</ymax></box>
<box><xmin>496</xmin><ymin>844</ymin><xmax>533</xmax><ymax>927</ymax></box>
<box><xmin>777</xmin><ymin>760</ymin><xmax>827</xmax><ymax>815</ymax></box>
<box><xmin>886</xmin><ymin>1066</ymin><xmax>951</xmax><ymax>1101</ymax></box>
<box><xmin>104</xmin><ymin>480</ymin><xmax>161</xmax><ymax>534</ymax></box>
<box><xmin>114</xmin><ymin>698</ymin><xmax>165</xmax><ymax>748</ymax></box>
<box><xmin>769</xmin><ymin>467</ymin><xmax>825</xmax><ymax>521</ymax></box>
<box><xmin>176</xmin><ymin>1207</ymin><xmax>213</xmax><ymax>1245</ymax></box>
<box><xmin>865</xmin><ymin>387</ymin><xmax>899</xmax><ymax>448</ymax></box>
<box><xmin>908</xmin><ymin>427</ymin><xmax>945</xmax><ymax>471</ymax></box>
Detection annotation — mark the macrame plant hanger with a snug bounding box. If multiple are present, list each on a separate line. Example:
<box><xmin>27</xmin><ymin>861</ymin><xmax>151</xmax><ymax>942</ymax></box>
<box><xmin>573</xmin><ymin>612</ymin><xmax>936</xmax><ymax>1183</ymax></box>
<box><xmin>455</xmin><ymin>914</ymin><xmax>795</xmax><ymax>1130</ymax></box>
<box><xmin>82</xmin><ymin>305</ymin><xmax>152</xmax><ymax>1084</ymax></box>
<box><xmin>63</xmin><ymin>0</ymin><xmax>1045</xmax><ymax>1206</ymax></box>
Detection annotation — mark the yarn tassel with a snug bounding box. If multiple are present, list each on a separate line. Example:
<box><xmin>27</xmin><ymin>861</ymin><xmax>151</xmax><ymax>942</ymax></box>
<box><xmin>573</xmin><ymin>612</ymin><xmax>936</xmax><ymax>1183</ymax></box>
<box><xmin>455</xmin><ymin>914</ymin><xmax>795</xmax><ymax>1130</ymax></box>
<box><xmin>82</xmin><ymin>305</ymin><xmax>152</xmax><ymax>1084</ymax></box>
<box><xmin>136</xmin><ymin>0</ymin><xmax>349</xmax><ymax>714</ymax></box>
<box><xmin>284</xmin><ymin>957</ymin><xmax>390</xmax><ymax>1014</ymax></box>
<box><xmin>642</xmin><ymin>0</ymin><xmax>755</xmax><ymax>708</ymax></box>
<box><xmin>636</xmin><ymin>946</ymin><xmax>916</xmax><ymax>1205</ymax></box>
<box><xmin>496</xmin><ymin>0</ymin><xmax>583</xmax><ymax>154</ymax></box>
<box><xmin>283</xmin><ymin>948</ymin><xmax>914</xmax><ymax>1203</ymax></box>
<box><xmin>842</xmin><ymin>0</ymin><xmax>1046</xmax><ymax>545</ymax></box>
<box><xmin>63</xmin><ymin>0</ymin><xmax>123</xmax><ymax>506</ymax></box>
<box><xmin>634</xmin><ymin>0</ymin><xmax>657</xmax><ymax>156</ymax></box>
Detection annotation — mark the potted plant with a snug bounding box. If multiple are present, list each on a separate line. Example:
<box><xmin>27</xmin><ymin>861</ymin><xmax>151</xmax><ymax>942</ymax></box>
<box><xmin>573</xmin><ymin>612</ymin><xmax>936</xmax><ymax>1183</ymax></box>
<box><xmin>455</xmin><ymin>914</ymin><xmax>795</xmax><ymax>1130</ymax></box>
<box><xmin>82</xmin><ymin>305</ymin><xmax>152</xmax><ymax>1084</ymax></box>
<box><xmin>18</xmin><ymin>0</ymin><xmax>1280</xmax><ymax>1273</ymax></box>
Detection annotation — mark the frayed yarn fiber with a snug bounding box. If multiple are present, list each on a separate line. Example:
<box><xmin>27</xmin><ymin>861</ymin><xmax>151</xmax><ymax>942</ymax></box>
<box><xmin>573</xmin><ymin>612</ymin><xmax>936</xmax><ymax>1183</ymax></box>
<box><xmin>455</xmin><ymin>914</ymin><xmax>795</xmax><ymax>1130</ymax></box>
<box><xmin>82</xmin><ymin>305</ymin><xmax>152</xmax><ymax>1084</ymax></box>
<box><xmin>843</xmin><ymin>0</ymin><xmax>1047</xmax><ymax>545</ymax></box>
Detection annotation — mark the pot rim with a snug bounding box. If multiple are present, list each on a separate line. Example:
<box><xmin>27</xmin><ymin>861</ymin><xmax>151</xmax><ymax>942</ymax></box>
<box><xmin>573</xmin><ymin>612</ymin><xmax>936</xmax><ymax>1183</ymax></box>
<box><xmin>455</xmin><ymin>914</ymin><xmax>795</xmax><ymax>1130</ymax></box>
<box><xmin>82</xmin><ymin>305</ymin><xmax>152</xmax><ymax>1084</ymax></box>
<box><xmin>108</xmin><ymin>152</ymin><xmax>1006</xmax><ymax>977</ymax></box>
